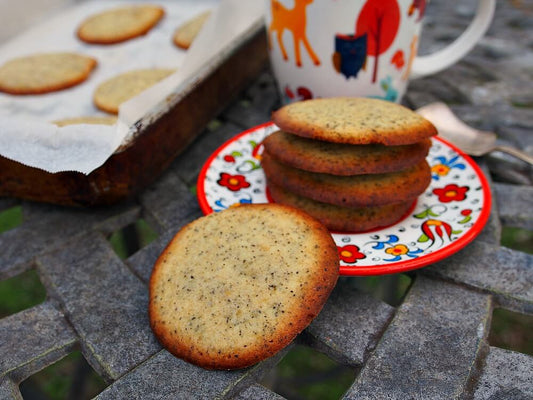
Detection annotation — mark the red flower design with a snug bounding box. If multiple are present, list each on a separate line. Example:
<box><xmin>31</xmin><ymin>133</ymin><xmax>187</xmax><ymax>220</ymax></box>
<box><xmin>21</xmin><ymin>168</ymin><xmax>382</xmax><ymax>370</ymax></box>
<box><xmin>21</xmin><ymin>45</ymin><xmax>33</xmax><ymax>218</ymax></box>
<box><xmin>217</xmin><ymin>173</ymin><xmax>250</xmax><ymax>192</ymax></box>
<box><xmin>338</xmin><ymin>244</ymin><xmax>366</xmax><ymax>264</ymax></box>
<box><xmin>433</xmin><ymin>184</ymin><xmax>469</xmax><ymax>203</ymax></box>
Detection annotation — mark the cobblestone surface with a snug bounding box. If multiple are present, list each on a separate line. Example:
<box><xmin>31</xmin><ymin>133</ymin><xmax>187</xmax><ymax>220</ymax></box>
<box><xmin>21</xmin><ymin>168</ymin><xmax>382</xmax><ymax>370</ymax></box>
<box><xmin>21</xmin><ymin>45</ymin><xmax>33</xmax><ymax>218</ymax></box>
<box><xmin>0</xmin><ymin>0</ymin><xmax>532</xmax><ymax>399</ymax></box>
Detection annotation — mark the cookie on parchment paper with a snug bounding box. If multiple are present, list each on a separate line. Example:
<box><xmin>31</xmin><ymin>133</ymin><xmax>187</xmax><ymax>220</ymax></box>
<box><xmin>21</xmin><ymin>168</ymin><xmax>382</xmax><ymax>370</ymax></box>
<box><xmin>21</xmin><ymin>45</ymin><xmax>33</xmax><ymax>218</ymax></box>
<box><xmin>261</xmin><ymin>151</ymin><xmax>431</xmax><ymax>208</ymax></box>
<box><xmin>267</xmin><ymin>181</ymin><xmax>415</xmax><ymax>233</ymax></box>
<box><xmin>53</xmin><ymin>116</ymin><xmax>117</xmax><ymax>126</ymax></box>
<box><xmin>93</xmin><ymin>68</ymin><xmax>175</xmax><ymax>114</ymax></box>
<box><xmin>272</xmin><ymin>97</ymin><xmax>437</xmax><ymax>146</ymax></box>
<box><xmin>0</xmin><ymin>52</ymin><xmax>97</xmax><ymax>95</ymax></box>
<box><xmin>172</xmin><ymin>10</ymin><xmax>211</xmax><ymax>49</ymax></box>
<box><xmin>77</xmin><ymin>5</ymin><xmax>165</xmax><ymax>45</ymax></box>
<box><xmin>149</xmin><ymin>204</ymin><xmax>339</xmax><ymax>370</ymax></box>
<box><xmin>263</xmin><ymin>130</ymin><xmax>431</xmax><ymax>176</ymax></box>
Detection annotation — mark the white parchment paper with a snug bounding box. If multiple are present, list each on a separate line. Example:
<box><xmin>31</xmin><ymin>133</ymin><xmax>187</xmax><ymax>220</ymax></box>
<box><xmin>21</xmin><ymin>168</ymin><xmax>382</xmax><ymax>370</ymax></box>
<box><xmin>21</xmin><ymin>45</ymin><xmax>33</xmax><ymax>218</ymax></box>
<box><xmin>0</xmin><ymin>0</ymin><xmax>264</xmax><ymax>174</ymax></box>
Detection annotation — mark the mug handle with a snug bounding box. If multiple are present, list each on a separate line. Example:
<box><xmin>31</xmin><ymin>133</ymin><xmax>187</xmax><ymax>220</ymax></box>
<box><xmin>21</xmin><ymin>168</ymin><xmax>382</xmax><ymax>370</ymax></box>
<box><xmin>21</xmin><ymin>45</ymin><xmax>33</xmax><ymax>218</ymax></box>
<box><xmin>411</xmin><ymin>0</ymin><xmax>496</xmax><ymax>79</ymax></box>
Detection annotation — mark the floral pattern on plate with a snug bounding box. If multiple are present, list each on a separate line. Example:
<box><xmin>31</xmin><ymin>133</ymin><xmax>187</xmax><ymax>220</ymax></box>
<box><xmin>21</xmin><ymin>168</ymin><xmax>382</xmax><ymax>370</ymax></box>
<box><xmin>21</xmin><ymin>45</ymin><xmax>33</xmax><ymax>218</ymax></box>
<box><xmin>197</xmin><ymin>122</ymin><xmax>491</xmax><ymax>276</ymax></box>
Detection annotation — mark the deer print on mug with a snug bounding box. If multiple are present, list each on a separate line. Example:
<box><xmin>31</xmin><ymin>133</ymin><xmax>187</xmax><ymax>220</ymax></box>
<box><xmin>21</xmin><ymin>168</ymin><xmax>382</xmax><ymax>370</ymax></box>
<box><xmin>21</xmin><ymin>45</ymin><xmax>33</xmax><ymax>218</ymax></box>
<box><xmin>266</xmin><ymin>0</ymin><xmax>494</xmax><ymax>104</ymax></box>
<box><xmin>268</xmin><ymin>0</ymin><xmax>321</xmax><ymax>67</ymax></box>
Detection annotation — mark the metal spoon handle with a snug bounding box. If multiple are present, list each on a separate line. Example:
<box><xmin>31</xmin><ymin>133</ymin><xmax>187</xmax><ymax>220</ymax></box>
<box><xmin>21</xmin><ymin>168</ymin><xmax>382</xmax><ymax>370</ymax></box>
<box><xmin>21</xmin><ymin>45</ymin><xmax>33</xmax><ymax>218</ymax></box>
<box><xmin>493</xmin><ymin>145</ymin><xmax>533</xmax><ymax>165</ymax></box>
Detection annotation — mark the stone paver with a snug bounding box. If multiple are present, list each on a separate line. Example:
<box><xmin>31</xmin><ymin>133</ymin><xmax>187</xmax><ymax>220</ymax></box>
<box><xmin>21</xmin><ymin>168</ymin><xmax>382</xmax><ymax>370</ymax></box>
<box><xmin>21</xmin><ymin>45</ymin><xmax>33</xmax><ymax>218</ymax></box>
<box><xmin>0</xmin><ymin>302</ymin><xmax>77</xmax><ymax>383</ymax></box>
<box><xmin>344</xmin><ymin>276</ymin><xmax>492</xmax><ymax>400</ymax></box>
<box><xmin>305</xmin><ymin>279</ymin><xmax>395</xmax><ymax>366</ymax></box>
<box><xmin>473</xmin><ymin>347</ymin><xmax>533</xmax><ymax>400</ymax></box>
<box><xmin>36</xmin><ymin>232</ymin><xmax>161</xmax><ymax>381</ymax></box>
<box><xmin>96</xmin><ymin>350</ymin><xmax>284</xmax><ymax>400</ymax></box>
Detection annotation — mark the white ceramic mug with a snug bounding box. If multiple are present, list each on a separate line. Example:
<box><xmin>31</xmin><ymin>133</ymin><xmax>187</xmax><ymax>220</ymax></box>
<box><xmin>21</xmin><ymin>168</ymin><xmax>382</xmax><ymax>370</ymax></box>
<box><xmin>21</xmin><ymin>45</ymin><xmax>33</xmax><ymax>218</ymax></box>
<box><xmin>265</xmin><ymin>0</ymin><xmax>495</xmax><ymax>103</ymax></box>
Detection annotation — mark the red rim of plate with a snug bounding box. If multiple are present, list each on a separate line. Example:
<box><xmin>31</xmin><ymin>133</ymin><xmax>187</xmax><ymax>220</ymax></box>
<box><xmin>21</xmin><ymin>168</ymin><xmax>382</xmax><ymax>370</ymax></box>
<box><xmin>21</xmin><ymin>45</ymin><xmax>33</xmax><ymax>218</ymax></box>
<box><xmin>197</xmin><ymin>122</ymin><xmax>492</xmax><ymax>276</ymax></box>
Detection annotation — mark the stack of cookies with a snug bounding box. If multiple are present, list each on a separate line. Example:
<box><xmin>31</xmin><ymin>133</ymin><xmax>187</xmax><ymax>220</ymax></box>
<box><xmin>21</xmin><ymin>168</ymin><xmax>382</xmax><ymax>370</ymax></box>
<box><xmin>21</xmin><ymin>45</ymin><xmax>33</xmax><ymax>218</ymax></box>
<box><xmin>262</xmin><ymin>97</ymin><xmax>437</xmax><ymax>232</ymax></box>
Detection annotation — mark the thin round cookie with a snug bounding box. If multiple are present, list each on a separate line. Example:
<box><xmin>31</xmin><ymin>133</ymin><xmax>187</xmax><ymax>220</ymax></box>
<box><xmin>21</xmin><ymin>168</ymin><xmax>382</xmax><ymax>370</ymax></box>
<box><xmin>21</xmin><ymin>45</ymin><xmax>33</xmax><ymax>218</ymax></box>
<box><xmin>53</xmin><ymin>116</ymin><xmax>117</xmax><ymax>126</ymax></box>
<box><xmin>0</xmin><ymin>53</ymin><xmax>97</xmax><ymax>95</ymax></box>
<box><xmin>263</xmin><ymin>130</ymin><xmax>431</xmax><ymax>176</ymax></box>
<box><xmin>77</xmin><ymin>5</ymin><xmax>165</xmax><ymax>44</ymax></box>
<box><xmin>261</xmin><ymin>152</ymin><xmax>431</xmax><ymax>207</ymax></box>
<box><xmin>149</xmin><ymin>204</ymin><xmax>339</xmax><ymax>370</ymax></box>
<box><xmin>172</xmin><ymin>11</ymin><xmax>211</xmax><ymax>49</ymax></box>
<box><xmin>272</xmin><ymin>97</ymin><xmax>437</xmax><ymax>146</ymax></box>
<box><xmin>93</xmin><ymin>69</ymin><xmax>175</xmax><ymax>114</ymax></box>
<box><xmin>267</xmin><ymin>181</ymin><xmax>415</xmax><ymax>233</ymax></box>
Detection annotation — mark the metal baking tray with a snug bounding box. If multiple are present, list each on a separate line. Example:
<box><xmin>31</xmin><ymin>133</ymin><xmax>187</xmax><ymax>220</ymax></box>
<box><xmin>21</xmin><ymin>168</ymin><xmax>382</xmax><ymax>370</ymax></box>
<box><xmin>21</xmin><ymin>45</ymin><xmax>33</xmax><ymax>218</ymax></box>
<box><xmin>0</xmin><ymin>1</ymin><xmax>268</xmax><ymax>206</ymax></box>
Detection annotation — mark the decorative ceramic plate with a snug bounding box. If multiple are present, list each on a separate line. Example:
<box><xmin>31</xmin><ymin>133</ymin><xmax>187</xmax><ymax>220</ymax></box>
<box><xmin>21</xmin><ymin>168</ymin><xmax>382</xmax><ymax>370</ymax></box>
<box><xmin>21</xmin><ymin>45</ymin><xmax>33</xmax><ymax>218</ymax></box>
<box><xmin>197</xmin><ymin>122</ymin><xmax>491</xmax><ymax>276</ymax></box>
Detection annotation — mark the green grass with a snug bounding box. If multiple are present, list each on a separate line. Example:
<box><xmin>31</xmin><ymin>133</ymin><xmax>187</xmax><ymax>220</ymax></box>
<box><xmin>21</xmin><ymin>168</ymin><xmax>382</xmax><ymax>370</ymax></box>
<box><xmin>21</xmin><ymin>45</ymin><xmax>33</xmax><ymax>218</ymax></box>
<box><xmin>263</xmin><ymin>345</ymin><xmax>356</xmax><ymax>400</ymax></box>
<box><xmin>348</xmin><ymin>274</ymin><xmax>412</xmax><ymax>306</ymax></box>
<box><xmin>19</xmin><ymin>351</ymin><xmax>107</xmax><ymax>400</ymax></box>
<box><xmin>0</xmin><ymin>205</ymin><xmax>22</xmax><ymax>233</ymax></box>
<box><xmin>107</xmin><ymin>218</ymin><xmax>158</xmax><ymax>259</ymax></box>
<box><xmin>489</xmin><ymin>308</ymin><xmax>533</xmax><ymax>356</ymax></box>
<box><xmin>501</xmin><ymin>226</ymin><xmax>533</xmax><ymax>254</ymax></box>
<box><xmin>0</xmin><ymin>269</ymin><xmax>46</xmax><ymax>318</ymax></box>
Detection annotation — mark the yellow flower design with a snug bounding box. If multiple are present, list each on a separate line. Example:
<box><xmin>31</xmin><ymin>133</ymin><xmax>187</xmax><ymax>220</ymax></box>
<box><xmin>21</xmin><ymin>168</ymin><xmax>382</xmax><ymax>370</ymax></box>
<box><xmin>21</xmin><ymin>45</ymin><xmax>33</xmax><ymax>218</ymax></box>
<box><xmin>385</xmin><ymin>244</ymin><xmax>409</xmax><ymax>256</ymax></box>
<box><xmin>431</xmin><ymin>164</ymin><xmax>451</xmax><ymax>177</ymax></box>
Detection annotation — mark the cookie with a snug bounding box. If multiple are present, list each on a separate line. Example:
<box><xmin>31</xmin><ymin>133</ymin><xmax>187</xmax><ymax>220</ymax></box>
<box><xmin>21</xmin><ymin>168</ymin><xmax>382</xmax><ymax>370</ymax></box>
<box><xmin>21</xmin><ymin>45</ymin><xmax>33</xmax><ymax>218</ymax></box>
<box><xmin>267</xmin><ymin>181</ymin><xmax>415</xmax><ymax>232</ymax></box>
<box><xmin>261</xmin><ymin>151</ymin><xmax>431</xmax><ymax>207</ymax></box>
<box><xmin>93</xmin><ymin>69</ymin><xmax>175</xmax><ymax>114</ymax></box>
<box><xmin>172</xmin><ymin>11</ymin><xmax>211</xmax><ymax>49</ymax></box>
<box><xmin>0</xmin><ymin>52</ymin><xmax>97</xmax><ymax>95</ymax></box>
<box><xmin>149</xmin><ymin>204</ymin><xmax>339</xmax><ymax>370</ymax></box>
<box><xmin>263</xmin><ymin>130</ymin><xmax>432</xmax><ymax>176</ymax></box>
<box><xmin>272</xmin><ymin>97</ymin><xmax>437</xmax><ymax>146</ymax></box>
<box><xmin>53</xmin><ymin>116</ymin><xmax>117</xmax><ymax>126</ymax></box>
<box><xmin>77</xmin><ymin>5</ymin><xmax>165</xmax><ymax>45</ymax></box>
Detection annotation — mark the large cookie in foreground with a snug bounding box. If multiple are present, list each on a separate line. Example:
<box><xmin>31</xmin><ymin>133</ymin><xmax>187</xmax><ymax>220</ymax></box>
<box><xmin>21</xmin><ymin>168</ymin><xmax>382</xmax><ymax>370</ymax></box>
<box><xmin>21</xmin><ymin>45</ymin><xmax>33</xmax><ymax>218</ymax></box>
<box><xmin>262</xmin><ymin>152</ymin><xmax>431</xmax><ymax>207</ymax></box>
<box><xmin>272</xmin><ymin>97</ymin><xmax>437</xmax><ymax>146</ymax></box>
<box><xmin>149</xmin><ymin>204</ymin><xmax>339</xmax><ymax>370</ymax></box>
<box><xmin>263</xmin><ymin>130</ymin><xmax>431</xmax><ymax>176</ymax></box>
<box><xmin>267</xmin><ymin>181</ymin><xmax>415</xmax><ymax>232</ymax></box>
<box><xmin>0</xmin><ymin>53</ymin><xmax>97</xmax><ymax>95</ymax></box>
<box><xmin>77</xmin><ymin>5</ymin><xmax>165</xmax><ymax>45</ymax></box>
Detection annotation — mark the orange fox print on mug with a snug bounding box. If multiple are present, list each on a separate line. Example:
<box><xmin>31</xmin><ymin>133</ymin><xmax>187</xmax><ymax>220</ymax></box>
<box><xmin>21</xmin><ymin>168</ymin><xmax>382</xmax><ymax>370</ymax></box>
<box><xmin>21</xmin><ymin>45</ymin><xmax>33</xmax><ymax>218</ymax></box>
<box><xmin>265</xmin><ymin>0</ymin><xmax>495</xmax><ymax>103</ymax></box>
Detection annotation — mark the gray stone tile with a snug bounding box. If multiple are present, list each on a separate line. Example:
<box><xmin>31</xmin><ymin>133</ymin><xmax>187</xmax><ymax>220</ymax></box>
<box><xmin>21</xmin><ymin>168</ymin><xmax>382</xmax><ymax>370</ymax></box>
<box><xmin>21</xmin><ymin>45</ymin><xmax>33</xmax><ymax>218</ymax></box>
<box><xmin>244</xmin><ymin>72</ymin><xmax>281</xmax><ymax>113</ymax></box>
<box><xmin>473</xmin><ymin>347</ymin><xmax>533</xmax><ymax>400</ymax></box>
<box><xmin>172</xmin><ymin>121</ymin><xmax>244</xmax><ymax>186</ymax></box>
<box><xmin>221</xmin><ymin>70</ymin><xmax>278</xmax><ymax>126</ymax></box>
<box><xmin>406</xmin><ymin>77</ymin><xmax>468</xmax><ymax>107</ymax></box>
<box><xmin>305</xmin><ymin>279</ymin><xmax>395</xmax><ymax>366</ymax></box>
<box><xmin>0</xmin><ymin>302</ymin><xmax>77</xmax><ymax>383</ymax></box>
<box><xmin>344</xmin><ymin>276</ymin><xmax>491</xmax><ymax>400</ymax></box>
<box><xmin>127</xmin><ymin>228</ymin><xmax>190</xmax><ymax>284</ymax></box>
<box><xmin>425</xmin><ymin>241</ymin><xmax>533</xmax><ymax>313</ymax></box>
<box><xmin>494</xmin><ymin>183</ymin><xmax>533</xmax><ymax>230</ymax></box>
<box><xmin>0</xmin><ymin>378</ymin><xmax>21</xmax><ymax>400</ymax></box>
<box><xmin>96</xmin><ymin>350</ymin><xmax>282</xmax><ymax>400</ymax></box>
<box><xmin>0</xmin><ymin>202</ymin><xmax>137</xmax><ymax>276</ymax></box>
<box><xmin>0</xmin><ymin>198</ymin><xmax>19</xmax><ymax>212</ymax></box>
<box><xmin>473</xmin><ymin>167</ymin><xmax>501</xmax><ymax>247</ymax></box>
<box><xmin>223</xmin><ymin>100</ymin><xmax>272</xmax><ymax>130</ymax></box>
<box><xmin>35</xmin><ymin>232</ymin><xmax>160</xmax><ymax>381</ymax></box>
<box><xmin>140</xmin><ymin>169</ymin><xmax>202</xmax><ymax>233</ymax></box>
<box><xmin>233</xmin><ymin>384</ymin><xmax>286</xmax><ymax>400</ymax></box>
